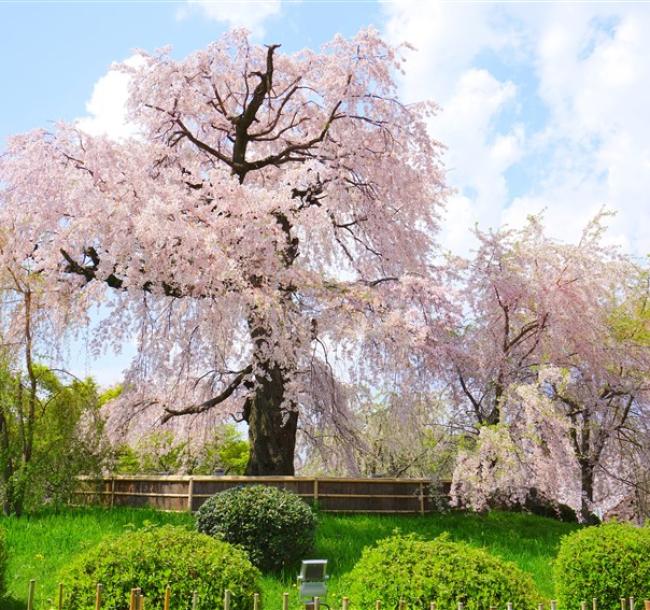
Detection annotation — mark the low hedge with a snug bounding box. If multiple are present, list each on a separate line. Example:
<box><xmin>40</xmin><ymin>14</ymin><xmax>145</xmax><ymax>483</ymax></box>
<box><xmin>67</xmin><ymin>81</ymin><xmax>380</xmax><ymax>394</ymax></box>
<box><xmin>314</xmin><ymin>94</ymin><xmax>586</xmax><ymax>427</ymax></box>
<box><xmin>60</xmin><ymin>524</ymin><xmax>260</xmax><ymax>610</ymax></box>
<box><xmin>347</xmin><ymin>533</ymin><xmax>540</xmax><ymax>610</ymax></box>
<box><xmin>555</xmin><ymin>522</ymin><xmax>650</xmax><ymax>610</ymax></box>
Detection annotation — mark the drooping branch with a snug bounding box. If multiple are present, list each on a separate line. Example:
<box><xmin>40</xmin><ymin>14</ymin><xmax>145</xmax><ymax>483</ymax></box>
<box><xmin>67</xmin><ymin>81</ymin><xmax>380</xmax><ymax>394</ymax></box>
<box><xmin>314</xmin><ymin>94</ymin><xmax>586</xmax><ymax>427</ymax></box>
<box><xmin>160</xmin><ymin>364</ymin><xmax>253</xmax><ymax>423</ymax></box>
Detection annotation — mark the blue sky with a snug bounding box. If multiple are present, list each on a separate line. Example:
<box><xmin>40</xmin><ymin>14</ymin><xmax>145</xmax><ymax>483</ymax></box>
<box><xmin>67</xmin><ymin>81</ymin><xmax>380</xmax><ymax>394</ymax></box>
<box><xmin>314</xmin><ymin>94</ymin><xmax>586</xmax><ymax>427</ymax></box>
<box><xmin>2</xmin><ymin>0</ymin><xmax>650</xmax><ymax>385</ymax></box>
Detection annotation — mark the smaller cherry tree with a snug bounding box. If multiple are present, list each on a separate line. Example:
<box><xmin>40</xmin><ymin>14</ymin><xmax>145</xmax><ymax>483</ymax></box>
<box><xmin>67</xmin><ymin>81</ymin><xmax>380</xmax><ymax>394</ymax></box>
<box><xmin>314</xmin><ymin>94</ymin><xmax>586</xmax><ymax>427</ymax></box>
<box><xmin>446</xmin><ymin>215</ymin><xmax>650</xmax><ymax>521</ymax></box>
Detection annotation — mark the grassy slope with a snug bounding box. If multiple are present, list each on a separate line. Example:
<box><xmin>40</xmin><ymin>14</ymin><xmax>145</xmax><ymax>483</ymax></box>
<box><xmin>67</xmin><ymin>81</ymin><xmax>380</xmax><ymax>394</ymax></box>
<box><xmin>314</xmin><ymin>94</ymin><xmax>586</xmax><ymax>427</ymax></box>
<box><xmin>0</xmin><ymin>507</ymin><xmax>579</xmax><ymax>609</ymax></box>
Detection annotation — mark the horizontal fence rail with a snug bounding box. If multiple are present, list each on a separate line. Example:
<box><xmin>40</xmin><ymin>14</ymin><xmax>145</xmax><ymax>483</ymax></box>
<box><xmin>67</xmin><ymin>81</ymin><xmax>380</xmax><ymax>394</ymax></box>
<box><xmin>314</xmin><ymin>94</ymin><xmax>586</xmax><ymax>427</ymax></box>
<box><xmin>74</xmin><ymin>474</ymin><xmax>451</xmax><ymax>514</ymax></box>
<box><xmin>20</xmin><ymin>580</ymin><xmax>650</xmax><ymax>610</ymax></box>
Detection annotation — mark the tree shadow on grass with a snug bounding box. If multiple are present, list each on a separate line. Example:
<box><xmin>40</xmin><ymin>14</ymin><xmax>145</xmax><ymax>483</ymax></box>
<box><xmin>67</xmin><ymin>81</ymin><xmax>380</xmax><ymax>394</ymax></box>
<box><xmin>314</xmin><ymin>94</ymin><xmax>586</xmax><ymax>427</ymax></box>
<box><xmin>1</xmin><ymin>596</ymin><xmax>26</xmax><ymax>610</ymax></box>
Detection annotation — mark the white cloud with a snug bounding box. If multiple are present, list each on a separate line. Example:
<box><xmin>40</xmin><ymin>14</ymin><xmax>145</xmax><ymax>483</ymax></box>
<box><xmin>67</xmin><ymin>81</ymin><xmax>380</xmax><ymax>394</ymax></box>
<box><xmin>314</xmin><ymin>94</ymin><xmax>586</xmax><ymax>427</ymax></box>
<box><xmin>383</xmin><ymin>1</ymin><xmax>650</xmax><ymax>257</ymax></box>
<box><xmin>178</xmin><ymin>0</ymin><xmax>281</xmax><ymax>37</ymax></box>
<box><xmin>76</xmin><ymin>55</ymin><xmax>144</xmax><ymax>139</ymax></box>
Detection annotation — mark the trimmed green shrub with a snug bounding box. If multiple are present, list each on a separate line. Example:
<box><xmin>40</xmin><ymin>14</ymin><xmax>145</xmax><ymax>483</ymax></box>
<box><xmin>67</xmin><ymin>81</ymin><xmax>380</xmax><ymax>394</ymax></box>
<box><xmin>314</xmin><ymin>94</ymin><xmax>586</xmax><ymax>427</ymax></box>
<box><xmin>555</xmin><ymin>522</ymin><xmax>650</xmax><ymax>610</ymax></box>
<box><xmin>196</xmin><ymin>485</ymin><xmax>315</xmax><ymax>572</ymax></box>
<box><xmin>0</xmin><ymin>527</ymin><xmax>6</xmax><ymax>600</ymax></box>
<box><xmin>60</xmin><ymin>524</ymin><xmax>260</xmax><ymax>610</ymax></box>
<box><xmin>347</xmin><ymin>533</ymin><xmax>540</xmax><ymax>610</ymax></box>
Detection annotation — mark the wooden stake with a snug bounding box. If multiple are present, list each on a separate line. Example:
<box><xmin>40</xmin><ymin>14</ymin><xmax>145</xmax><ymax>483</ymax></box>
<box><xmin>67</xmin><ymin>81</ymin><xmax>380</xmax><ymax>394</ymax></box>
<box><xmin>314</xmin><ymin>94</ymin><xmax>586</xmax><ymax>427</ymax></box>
<box><xmin>95</xmin><ymin>583</ymin><xmax>103</xmax><ymax>610</ymax></box>
<box><xmin>254</xmin><ymin>592</ymin><xmax>260</xmax><ymax>610</ymax></box>
<box><xmin>187</xmin><ymin>477</ymin><xmax>194</xmax><ymax>512</ymax></box>
<box><xmin>58</xmin><ymin>583</ymin><xmax>64</xmax><ymax>610</ymax></box>
<box><xmin>27</xmin><ymin>579</ymin><xmax>36</xmax><ymax>610</ymax></box>
<box><xmin>139</xmin><ymin>594</ymin><xmax>145</xmax><ymax>610</ymax></box>
<box><xmin>130</xmin><ymin>588</ymin><xmax>137</xmax><ymax>610</ymax></box>
<box><xmin>342</xmin><ymin>597</ymin><xmax>350</xmax><ymax>610</ymax></box>
<box><xmin>507</xmin><ymin>602</ymin><xmax>512</xmax><ymax>610</ymax></box>
<box><xmin>283</xmin><ymin>592</ymin><xmax>289</xmax><ymax>610</ymax></box>
<box><xmin>551</xmin><ymin>601</ymin><xmax>557</xmax><ymax>610</ymax></box>
<box><xmin>315</xmin><ymin>596</ymin><xmax>321</xmax><ymax>610</ymax></box>
<box><xmin>630</xmin><ymin>598</ymin><xmax>635</xmax><ymax>610</ymax></box>
<box><xmin>375</xmin><ymin>600</ymin><xmax>381</xmax><ymax>610</ymax></box>
<box><xmin>581</xmin><ymin>601</ymin><xmax>587</xmax><ymax>610</ymax></box>
<box><xmin>399</xmin><ymin>598</ymin><xmax>405</xmax><ymax>610</ymax></box>
<box><xmin>459</xmin><ymin>602</ymin><xmax>465</xmax><ymax>610</ymax></box>
<box><xmin>644</xmin><ymin>602</ymin><xmax>650</xmax><ymax>610</ymax></box>
<box><xmin>430</xmin><ymin>602</ymin><xmax>437</xmax><ymax>610</ymax></box>
<box><xmin>224</xmin><ymin>589</ymin><xmax>232</xmax><ymax>610</ymax></box>
<box><xmin>593</xmin><ymin>599</ymin><xmax>598</xmax><ymax>610</ymax></box>
<box><xmin>192</xmin><ymin>590</ymin><xmax>198</xmax><ymax>610</ymax></box>
<box><xmin>538</xmin><ymin>604</ymin><xmax>544</xmax><ymax>610</ymax></box>
<box><xmin>163</xmin><ymin>585</ymin><xmax>171</xmax><ymax>610</ymax></box>
<box><xmin>621</xmin><ymin>598</ymin><xmax>627</xmax><ymax>610</ymax></box>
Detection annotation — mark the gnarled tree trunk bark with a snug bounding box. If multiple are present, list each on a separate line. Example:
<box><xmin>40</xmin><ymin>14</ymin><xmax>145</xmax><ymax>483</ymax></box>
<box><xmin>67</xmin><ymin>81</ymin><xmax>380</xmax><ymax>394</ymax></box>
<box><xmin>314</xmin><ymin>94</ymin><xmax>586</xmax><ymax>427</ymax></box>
<box><xmin>243</xmin><ymin>364</ymin><xmax>298</xmax><ymax>475</ymax></box>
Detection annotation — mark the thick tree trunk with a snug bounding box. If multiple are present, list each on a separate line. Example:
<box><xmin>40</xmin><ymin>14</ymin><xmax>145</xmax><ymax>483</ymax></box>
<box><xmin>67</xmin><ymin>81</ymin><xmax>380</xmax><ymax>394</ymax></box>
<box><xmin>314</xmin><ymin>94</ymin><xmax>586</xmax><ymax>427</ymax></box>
<box><xmin>578</xmin><ymin>457</ymin><xmax>599</xmax><ymax>524</ymax></box>
<box><xmin>243</xmin><ymin>364</ymin><xmax>298</xmax><ymax>475</ymax></box>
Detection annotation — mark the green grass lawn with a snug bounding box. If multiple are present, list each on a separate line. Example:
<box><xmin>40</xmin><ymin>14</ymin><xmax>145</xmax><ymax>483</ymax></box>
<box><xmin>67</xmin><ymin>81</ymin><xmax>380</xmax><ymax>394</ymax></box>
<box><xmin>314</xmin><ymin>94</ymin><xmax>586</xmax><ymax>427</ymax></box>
<box><xmin>0</xmin><ymin>507</ymin><xmax>580</xmax><ymax>609</ymax></box>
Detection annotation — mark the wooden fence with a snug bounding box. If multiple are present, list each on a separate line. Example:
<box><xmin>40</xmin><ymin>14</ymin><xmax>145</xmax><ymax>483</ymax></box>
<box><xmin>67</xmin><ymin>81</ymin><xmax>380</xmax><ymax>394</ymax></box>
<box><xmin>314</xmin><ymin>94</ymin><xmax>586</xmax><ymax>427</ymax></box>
<box><xmin>74</xmin><ymin>474</ymin><xmax>451</xmax><ymax>514</ymax></box>
<box><xmin>20</xmin><ymin>580</ymin><xmax>650</xmax><ymax>610</ymax></box>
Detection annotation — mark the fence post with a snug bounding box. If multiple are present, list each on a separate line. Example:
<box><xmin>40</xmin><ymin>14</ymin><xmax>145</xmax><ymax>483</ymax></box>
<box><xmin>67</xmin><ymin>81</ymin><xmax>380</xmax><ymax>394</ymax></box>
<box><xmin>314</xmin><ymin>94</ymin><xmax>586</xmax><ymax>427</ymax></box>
<box><xmin>375</xmin><ymin>600</ymin><xmax>382</xmax><ymax>610</ymax></box>
<box><xmin>224</xmin><ymin>589</ymin><xmax>232</xmax><ymax>610</ymax></box>
<box><xmin>644</xmin><ymin>601</ymin><xmax>650</xmax><ymax>610</ymax></box>
<box><xmin>110</xmin><ymin>477</ymin><xmax>115</xmax><ymax>508</ymax></box>
<box><xmin>27</xmin><ymin>579</ymin><xmax>36</xmax><ymax>610</ymax></box>
<box><xmin>58</xmin><ymin>583</ymin><xmax>64</xmax><ymax>610</ymax></box>
<box><xmin>622</xmin><ymin>598</ymin><xmax>627</xmax><ymax>610</ymax></box>
<box><xmin>313</xmin><ymin>478</ymin><xmax>319</xmax><ymax>504</ymax></box>
<box><xmin>419</xmin><ymin>482</ymin><xmax>425</xmax><ymax>515</ymax></box>
<box><xmin>164</xmin><ymin>585</ymin><xmax>171</xmax><ymax>610</ymax></box>
<box><xmin>593</xmin><ymin>599</ymin><xmax>598</xmax><ymax>610</ymax></box>
<box><xmin>187</xmin><ymin>477</ymin><xmax>194</xmax><ymax>512</ymax></box>
<box><xmin>95</xmin><ymin>583</ymin><xmax>103</xmax><ymax>610</ymax></box>
<box><xmin>315</xmin><ymin>596</ymin><xmax>320</xmax><ymax>610</ymax></box>
<box><xmin>254</xmin><ymin>592</ymin><xmax>260</xmax><ymax>610</ymax></box>
<box><xmin>630</xmin><ymin>599</ymin><xmax>635</xmax><ymax>610</ymax></box>
<box><xmin>342</xmin><ymin>597</ymin><xmax>350</xmax><ymax>610</ymax></box>
<box><xmin>283</xmin><ymin>592</ymin><xmax>289</xmax><ymax>610</ymax></box>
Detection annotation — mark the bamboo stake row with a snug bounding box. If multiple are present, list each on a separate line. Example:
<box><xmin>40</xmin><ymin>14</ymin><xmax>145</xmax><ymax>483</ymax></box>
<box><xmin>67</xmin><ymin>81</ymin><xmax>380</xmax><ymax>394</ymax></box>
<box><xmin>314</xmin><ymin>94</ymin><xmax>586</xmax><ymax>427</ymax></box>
<box><xmin>21</xmin><ymin>580</ymin><xmax>650</xmax><ymax>610</ymax></box>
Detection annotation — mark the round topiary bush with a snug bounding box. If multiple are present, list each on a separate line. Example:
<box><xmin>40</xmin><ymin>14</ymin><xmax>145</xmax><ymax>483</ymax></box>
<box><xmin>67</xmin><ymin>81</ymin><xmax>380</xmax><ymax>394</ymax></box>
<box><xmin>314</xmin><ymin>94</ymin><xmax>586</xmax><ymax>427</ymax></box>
<box><xmin>196</xmin><ymin>485</ymin><xmax>316</xmax><ymax>572</ymax></box>
<box><xmin>347</xmin><ymin>534</ymin><xmax>540</xmax><ymax>610</ymax></box>
<box><xmin>60</xmin><ymin>524</ymin><xmax>260</xmax><ymax>610</ymax></box>
<box><xmin>554</xmin><ymin>522</ymin><xmax>650</xmax><ymax>610</ymax></box>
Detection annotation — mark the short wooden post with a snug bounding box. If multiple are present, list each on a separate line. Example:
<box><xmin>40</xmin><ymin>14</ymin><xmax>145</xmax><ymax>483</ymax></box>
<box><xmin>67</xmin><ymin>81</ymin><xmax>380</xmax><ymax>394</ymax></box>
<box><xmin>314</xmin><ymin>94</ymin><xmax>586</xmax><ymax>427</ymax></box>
<box><xmin>507</xmin><ymin>602</ymin><xmax>512</xmax><ymax>610</ymax></box>
<box><xmin>459</xmin><ymin>602</ymin><xmax>465</xmax><ymax>610</ymax></box>
<box><xmin>110</xmin><ymin>477</ymin><xmax>116</xmax><ymax>508</ymax></box>
<box><xmin>621</xmin><ymin>598</ymin><xmax>627</xmax><ymax>610</ymax></box>
<box><xmin>375</xmin><ymin>600</ymin><xmax>382</xmax><ymax>610</ymax></box>
<box><xmin>551</xmin><ymin>601</ymin><xmax>557</xmax><ymax>610</ymax></box>
<box><xmin>581</xmin><ymin>601</ymin><xmax>587</xmax><ymax>610</ymax></box>
<box><xmin>187</xmin><ymin>477</ymin><xmax>195</xmax><ymax>512</ymax></box>
<box><xmin>314</xmin><ymin>596</ymin><xmax>320</xmax><ymax>610</ymax></box>
<box><xmin>538</xmin><ymin>604</ymin><xmax>543</xmax><ymax>610</ymax></box>
<box><xmin>164</xmin><ymin>585</ymin><xmax>171</xmax><ymax>610</ymax></box>
<box><xmin>283</xmin><ymin>592</ymin><xmax>289</xmax><ymax>610</ymax></box>
<box><xmin>313</xmin><ymin>478</ymin><xmax>319</xmax><ymax>504</ymax></box>
<box><xmin>192</xmin><ymin>590</ymin><xmax>198</xmax><ymax>610</ymax></box>
<box><xmin>27</xmin><ymin>579</ymin><xmax>36</xmax><ymax>610</ymax></box>
<box><xmin>419</xmin><ymin>482</ymin><xmax>425</xmax><ymax>515</ymax></box>
<box><xmin>430</xmin><ymin>602</ymin><xmax>437</xmax><ymax>610</ymax></box>
<box><xmin>130</xmin><ymin>588</ymin><xmax>137</xmax><ymax>610</ymax></box>
<box><xmin>644</xmin><ymin>601</ymin><xmax>650</xmax><ymax>610</ymax></box>
<box><xmin>58</xmin><ymin>583</ymin><xmax>64</xmax><ymax>610</ymax></box>
<box><xmin>138</xmin><ymin>593</ymin><xmax>145</xmax><ymax>610</ymax></box>
<box><xmin>224</xmin><ymin>588</ymin><xmax>232</xmax><ymax>610</ymax></box>
<box><xmin>399</xmin><ymin>599</ymin><xmax>405</xmax><ymax>610</ymax></box>
<box><xmin>342</xmin><ymin>596</ymin><xmax>350</xmax><ymax>610</ymax></box>
<box><xmin>630</xmin><ymin>598</ymin><xmax>635</xmax><ymax>610</ymax></box>
<box><xmin>254</xmin><ymin>592</ymin><xmax>260</xmax><ymax>610</ymax></box>
<box><xmin>95</xmin><ymin>583</ymin><xmax>103</xmax><ymax>610</ymax></box>
<box><xmin>593</xmin><ymin>599</ymin><xmax>598</xmax><ymax>610</ymax></box>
